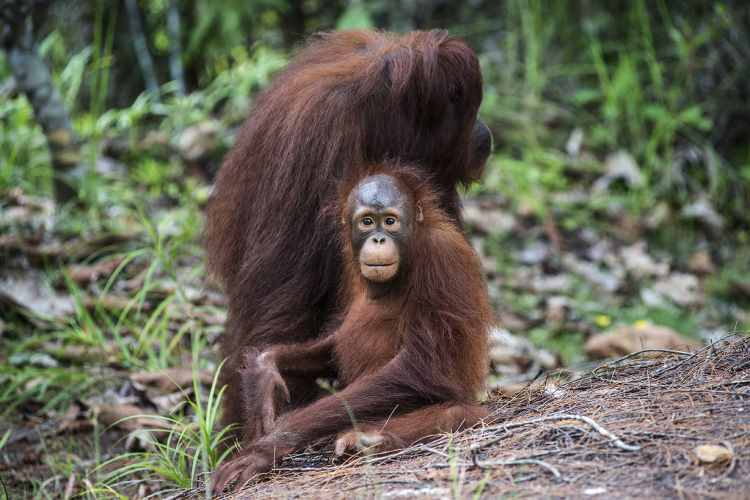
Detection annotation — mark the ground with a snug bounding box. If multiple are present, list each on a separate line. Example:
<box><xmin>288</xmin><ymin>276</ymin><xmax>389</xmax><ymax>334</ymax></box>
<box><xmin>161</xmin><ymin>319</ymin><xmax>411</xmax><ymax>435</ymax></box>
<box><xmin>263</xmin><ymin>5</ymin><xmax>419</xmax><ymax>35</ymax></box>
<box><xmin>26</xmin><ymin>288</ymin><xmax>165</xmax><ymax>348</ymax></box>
<box><xmin>211</xmin><ymin>337</ymin><xmax>749</xmax><ymax>499</ymax></box>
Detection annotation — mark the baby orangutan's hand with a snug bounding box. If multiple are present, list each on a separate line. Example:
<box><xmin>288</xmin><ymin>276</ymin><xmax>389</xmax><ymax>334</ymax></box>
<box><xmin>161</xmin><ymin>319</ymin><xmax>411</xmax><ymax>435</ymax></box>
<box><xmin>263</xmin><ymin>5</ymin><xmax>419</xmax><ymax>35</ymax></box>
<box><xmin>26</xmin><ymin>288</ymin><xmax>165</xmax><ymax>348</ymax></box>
<box><xmin>212</xmin><ymin>447</ymin><xmax>274</xmax><ymax>493</ymax></box>
<box><xmin>238</xmin><ymin>350</ymin><xmax>290</xmax><ymax>439</ymax></box>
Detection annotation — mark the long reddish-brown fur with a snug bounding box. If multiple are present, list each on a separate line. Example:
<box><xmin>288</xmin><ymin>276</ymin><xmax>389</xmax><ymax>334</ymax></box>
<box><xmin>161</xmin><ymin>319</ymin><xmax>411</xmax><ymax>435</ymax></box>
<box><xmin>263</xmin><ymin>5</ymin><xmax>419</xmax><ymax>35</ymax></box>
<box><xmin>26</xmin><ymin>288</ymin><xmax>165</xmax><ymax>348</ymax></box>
<box><xmin>212</xmin><ymin>165</ymin><xmax>492</xmax><ymax>491</ymax></box>
<box><xmin>205</xmin><ymin>30</ymin><xmax>487</xmax><ymax>444</ymax></box>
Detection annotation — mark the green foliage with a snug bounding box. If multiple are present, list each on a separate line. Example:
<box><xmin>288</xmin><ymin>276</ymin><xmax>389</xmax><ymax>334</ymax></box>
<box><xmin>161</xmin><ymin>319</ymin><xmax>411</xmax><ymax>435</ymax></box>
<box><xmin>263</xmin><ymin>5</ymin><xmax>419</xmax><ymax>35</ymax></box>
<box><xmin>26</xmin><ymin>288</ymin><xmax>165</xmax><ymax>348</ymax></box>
<box><xmin>0</xmin><ymin>97</ymin><xmax>51</xmax><ymax>193</ymax></box>
<box><xmin>337</xmin><ymin>0</ymin><xmax>374</xmax><ymax>30</ymax></box>
<box><xmin>479</xmin><ymin>0</ymin><xmax>747</xmax><ymax>224</ymax></box>
<box><xmin>91</xmin><ymin>359</ymin><xmax>235</xmax><ymax>494</ymax></box>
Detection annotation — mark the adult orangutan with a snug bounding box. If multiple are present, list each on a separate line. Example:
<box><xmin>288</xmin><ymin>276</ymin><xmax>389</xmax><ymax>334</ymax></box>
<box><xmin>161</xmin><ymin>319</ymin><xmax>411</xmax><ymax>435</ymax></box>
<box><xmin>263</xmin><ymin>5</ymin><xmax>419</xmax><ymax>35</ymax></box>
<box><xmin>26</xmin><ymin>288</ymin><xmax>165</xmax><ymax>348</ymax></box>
<box><xmin>213</xmin><ymin>165</ymin><xmax>492</xmax><ymax>491</ymax></box>
<box><xmin>205</xmin><ymin>30</ymin><xmax>492</xmax><ymax>446</ymax></box>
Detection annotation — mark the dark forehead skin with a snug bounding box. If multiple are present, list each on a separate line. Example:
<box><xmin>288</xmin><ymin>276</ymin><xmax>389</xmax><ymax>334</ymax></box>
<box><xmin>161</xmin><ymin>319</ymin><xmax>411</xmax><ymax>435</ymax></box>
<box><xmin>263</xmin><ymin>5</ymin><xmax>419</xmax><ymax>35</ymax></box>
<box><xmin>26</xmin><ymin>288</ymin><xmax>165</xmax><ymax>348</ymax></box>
<box><xmin>348</xmin><ymin>175</ymin><xmax>409</xmax><ymax>213</ymax></box>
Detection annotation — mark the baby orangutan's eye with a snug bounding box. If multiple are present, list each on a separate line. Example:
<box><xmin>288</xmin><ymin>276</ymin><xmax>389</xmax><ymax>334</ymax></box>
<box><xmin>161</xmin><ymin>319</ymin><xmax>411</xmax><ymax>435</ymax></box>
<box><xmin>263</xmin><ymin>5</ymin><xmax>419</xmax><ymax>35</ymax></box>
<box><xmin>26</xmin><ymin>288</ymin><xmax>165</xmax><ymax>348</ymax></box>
<box><xmin>384</xmin><ymin>217</ymin><xmax>397</xmax><ymax>226</ymax></box>
<box><xmin>361</xmin><ymin>217</ymin><xmax>375</xmax><ymax>226</ymax></box>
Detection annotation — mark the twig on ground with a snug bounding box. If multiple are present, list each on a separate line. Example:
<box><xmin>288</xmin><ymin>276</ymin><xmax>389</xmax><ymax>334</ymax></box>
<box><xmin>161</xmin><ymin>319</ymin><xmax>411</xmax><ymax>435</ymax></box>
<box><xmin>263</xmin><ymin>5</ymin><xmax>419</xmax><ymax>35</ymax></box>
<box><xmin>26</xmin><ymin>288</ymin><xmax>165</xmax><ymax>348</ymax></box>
<box><xmin>472</xmin><ymin>414</ymin><xmax>641</xmax><ymax>452</ymax></box>
<box><xmin>430</xmin><ymin>457</ymin><xmax>562</xmax><ymax>480</ymax></box>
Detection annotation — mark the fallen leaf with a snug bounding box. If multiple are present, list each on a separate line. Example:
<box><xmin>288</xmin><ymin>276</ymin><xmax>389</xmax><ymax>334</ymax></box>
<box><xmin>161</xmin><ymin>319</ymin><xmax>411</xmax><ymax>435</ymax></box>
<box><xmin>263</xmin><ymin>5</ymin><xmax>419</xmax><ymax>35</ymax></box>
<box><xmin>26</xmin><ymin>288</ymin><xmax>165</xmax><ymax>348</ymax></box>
<box><xmin>462</xmin><ymin>200</ymin><xmax>516</xmax><ymax>235</ymax></box>
<box><xmin>517</xmin><ymin>241</ymin><xmax>550</xmax><ymax>265</ymax></box>
<box><xmin>83</xmin><ymin>294</ymin><xmax>146</xmax><ymax>312</ymax></box>
<box><xmin>653</xmin><ymin>273</ymin><xmax>703</xmax><ymax>306</ymax></box>
<box><xmin>688</xmin><ymin>251</ymin><xmax>715</xmax><ymax>275</ymax></box>
<box><xmin>565</xmin><ymin>128</ymin><xmax>584</xmax><ymax>157</ymax></box>
<box><xmin>620</xmin><ymin>242</ymin><xmax>669</xmax><ymax>278</ymax></box>
<box><xmin>545</xmin><ymin>296</ymin><xmax>569</xmax><ymax>324</ymax></box>
<box><xmin>694</xmin><ymin>444</ymin><xmax>733</xmax><ymax>464</ymax></box>
<box><xmin>563</xmin><ymin>254</ymin><xmax>623</xmax><ymax>292</ymax></box>
<box><xmin>489</xmin><ymin>327</ymin><xmax>558</xmax><ymax>375</ymax></box>
<box><xmin>94</xmin><ymin>403</ymin><xmax>171</xmax><ymax>433</ymax></box>
<box><xmin>682</xmin><ymin>196</ymin><xmax>724</xmax><ymax>230</ymax></box>
<box><xmin>471</xmin><ymin>237</ymin><xmax>497</xmax><ymax>275</ymax></box>
<box><xmin>593</xmin><ymin>150</ymin><xmax>644</xmax><ymax>192</ymax></box>
<box><xmin>0</xmin><ymin>269</ymin><xmax>74</xmax><ymax>319</ymax></box>
<box><xmin>130</xmin><ymin>367</ymin><xmax>213</xmax><ymax>392</ymax></box>
<box><xmin>178</xmin><ymin>120</ymin><xmax>222</xmax><ymax>161</ymax></box>
<box><xmin>585</xmin><ymin>322</ymin><xmax>701</xmax><ymax>358</ymax></box>
<box><xmin>66</xmin><ymin>255</ymin><xmax>125</xmax><ymax>284</ymax></box>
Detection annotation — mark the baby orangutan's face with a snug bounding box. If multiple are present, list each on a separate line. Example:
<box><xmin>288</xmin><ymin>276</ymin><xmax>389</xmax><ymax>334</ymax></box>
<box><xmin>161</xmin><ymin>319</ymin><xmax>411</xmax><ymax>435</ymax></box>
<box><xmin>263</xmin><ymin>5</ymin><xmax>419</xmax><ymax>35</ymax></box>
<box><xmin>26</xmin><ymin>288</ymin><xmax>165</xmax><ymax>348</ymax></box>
<box><xmin>347</xmin><ymin>175</ymin><xmax>421</xmax><ymax>283</ymax></box>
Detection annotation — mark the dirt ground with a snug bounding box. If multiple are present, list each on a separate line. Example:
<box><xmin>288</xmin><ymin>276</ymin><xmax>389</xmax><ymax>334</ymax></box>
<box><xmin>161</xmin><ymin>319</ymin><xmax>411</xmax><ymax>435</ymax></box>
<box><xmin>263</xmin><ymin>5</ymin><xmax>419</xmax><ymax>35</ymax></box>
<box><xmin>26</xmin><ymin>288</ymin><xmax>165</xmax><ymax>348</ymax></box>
<box><xmin>191</xmin><ymin>336</ymin><xmax>750</xmax><ymax>499</ymax></box>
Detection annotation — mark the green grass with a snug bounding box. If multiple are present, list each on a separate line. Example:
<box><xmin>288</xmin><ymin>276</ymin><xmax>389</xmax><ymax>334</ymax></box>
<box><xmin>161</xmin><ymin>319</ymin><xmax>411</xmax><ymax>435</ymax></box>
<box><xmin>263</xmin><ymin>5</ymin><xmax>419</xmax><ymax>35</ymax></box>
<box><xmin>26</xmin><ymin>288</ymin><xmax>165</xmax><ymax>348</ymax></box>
<box><xmin>89</xmin><ymin>359</ymin><xmax>235</xmax><ymax>497</ymax></box>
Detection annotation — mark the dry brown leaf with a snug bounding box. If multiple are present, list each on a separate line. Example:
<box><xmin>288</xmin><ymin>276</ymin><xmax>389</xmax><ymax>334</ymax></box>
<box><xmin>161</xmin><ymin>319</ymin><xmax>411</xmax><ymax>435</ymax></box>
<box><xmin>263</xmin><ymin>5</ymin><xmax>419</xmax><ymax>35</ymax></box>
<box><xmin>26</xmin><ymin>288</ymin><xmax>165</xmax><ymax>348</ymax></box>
<box><xmin>66</xmin><ymin>255</ymin><xmax>125</xmax><ymax>284</ymax></box>
<box><xmin>82</xmin><ymin>294</ymin><xmax>147</xmax><ymax>312</ymax></box>
<box><xmin>130</xmin><ymin>367</ymin><xmax>213</xmax><ymax>392</ymax></box>
<box><xmin>585</xmin><ymin>322</ymin><xmax>701</xmax><ymax>358</ymax></box>
<box><xmin>688</xmin><ymin>251</ymin><xmax>715</xmax><ymax>275</ymax></box>
<box><xmin>94</xmin><ymin>403</ymin><xmax>171</xmax><ymax>433</ymax></box>
<box><xmin>694</xmin><ymin>444</ymin><xmax>733</xmax><ymax>464</ymax></box>
<box><xmin>0</xmin><ymin>269</ymin><xmax>75</xmax><ymax>319</ymax></box>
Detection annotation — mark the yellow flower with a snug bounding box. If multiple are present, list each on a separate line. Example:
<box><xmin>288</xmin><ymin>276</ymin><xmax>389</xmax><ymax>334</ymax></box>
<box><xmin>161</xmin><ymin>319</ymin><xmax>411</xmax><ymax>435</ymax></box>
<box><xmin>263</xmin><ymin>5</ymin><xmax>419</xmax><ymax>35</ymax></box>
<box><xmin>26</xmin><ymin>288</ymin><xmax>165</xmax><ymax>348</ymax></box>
<box><xmin>634</xmin><ymin>320</ymin><xmax>650</xmax><ymax>330</ymax></box>
<box><xmin>595</xmin><ymin>315</ymin><xmax>611</xmax><ymax>328</ymax></box>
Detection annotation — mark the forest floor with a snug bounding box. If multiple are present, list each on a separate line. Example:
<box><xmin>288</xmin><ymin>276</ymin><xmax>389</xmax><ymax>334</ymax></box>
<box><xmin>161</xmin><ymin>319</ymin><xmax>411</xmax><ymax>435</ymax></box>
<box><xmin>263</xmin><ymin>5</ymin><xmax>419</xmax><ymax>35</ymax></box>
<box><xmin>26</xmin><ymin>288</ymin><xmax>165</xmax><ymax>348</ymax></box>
<box><xmin>209</xmin><ymin>336</ymin><xmax>750</xmax><ymax>499</ymax></box>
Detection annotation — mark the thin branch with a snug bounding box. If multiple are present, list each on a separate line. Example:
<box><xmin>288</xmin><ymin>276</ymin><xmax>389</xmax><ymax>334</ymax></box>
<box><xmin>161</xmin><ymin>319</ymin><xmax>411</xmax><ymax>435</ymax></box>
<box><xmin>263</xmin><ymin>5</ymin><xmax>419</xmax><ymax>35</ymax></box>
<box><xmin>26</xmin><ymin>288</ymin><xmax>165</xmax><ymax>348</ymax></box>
<box><xmin>430</xmin><ymin>457</ymin><xmax>562</xmax><ymax>480</ymax></box>
<box><xmin>471</xmin><ymin>413</ymin><xmax>641</xmax><ymax>452</ymax></box>
<box><xmin>5</xmin><ymin>17</ymin><xmax>82</xmax><ymax>203</ymax></box>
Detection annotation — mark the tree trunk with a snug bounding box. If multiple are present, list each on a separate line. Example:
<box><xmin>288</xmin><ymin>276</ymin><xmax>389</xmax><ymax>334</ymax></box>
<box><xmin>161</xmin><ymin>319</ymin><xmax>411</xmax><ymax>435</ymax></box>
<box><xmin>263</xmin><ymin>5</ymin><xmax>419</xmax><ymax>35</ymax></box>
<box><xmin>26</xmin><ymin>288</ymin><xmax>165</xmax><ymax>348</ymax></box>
<box><xmin>6</xmin><ymin>19</ymin><xmax>81</xmax><ymax>204</ymax></box>
<box><xmin>166</xmin><ymin>0</ymin><xmax>185</xmax><ymax>95</ymax></box>
<box><xmin>124</xmin><ymin>0</ymin><xmax>160</xmax><ymax>97</ymax></box>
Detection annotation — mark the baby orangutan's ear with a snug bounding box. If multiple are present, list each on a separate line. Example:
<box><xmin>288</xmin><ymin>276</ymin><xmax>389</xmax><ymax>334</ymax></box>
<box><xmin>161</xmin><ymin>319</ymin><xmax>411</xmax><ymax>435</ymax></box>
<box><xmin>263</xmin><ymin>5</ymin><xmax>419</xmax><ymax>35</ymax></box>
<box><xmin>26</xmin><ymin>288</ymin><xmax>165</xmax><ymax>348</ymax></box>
<box><xmin>416</xmin><ymin>202</ymin><xmax>424</xmax><ymax>223</ymax></box>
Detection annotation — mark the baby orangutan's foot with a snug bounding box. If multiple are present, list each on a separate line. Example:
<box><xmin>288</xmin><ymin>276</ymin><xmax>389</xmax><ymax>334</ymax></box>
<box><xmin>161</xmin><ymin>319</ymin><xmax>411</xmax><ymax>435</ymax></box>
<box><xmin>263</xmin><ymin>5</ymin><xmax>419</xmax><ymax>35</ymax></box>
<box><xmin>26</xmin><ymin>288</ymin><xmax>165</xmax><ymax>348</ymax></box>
<box><xmin>334</xmin><ymin>429</ymin><xmax>405</xmax><ymax>457</ymax></box>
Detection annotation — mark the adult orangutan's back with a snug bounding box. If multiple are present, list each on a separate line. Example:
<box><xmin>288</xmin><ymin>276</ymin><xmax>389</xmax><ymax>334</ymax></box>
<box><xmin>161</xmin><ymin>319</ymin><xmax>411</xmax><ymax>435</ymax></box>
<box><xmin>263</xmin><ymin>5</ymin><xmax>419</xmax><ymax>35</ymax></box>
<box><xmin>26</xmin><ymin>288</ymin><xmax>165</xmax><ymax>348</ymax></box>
<box><xmin>205</xmin><ymin>29</ymin><xmax>492</xmax><ymax>444</ymax></box>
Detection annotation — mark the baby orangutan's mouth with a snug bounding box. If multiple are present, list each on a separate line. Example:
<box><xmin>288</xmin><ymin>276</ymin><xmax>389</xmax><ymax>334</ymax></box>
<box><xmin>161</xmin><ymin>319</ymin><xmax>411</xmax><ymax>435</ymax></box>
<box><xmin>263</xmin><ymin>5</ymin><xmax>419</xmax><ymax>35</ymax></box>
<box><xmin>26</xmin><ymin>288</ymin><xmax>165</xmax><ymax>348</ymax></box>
<box><xmin>361</xmin><ymin>261</ymin><xmax>399</xmax><ymax>283</ymax></box>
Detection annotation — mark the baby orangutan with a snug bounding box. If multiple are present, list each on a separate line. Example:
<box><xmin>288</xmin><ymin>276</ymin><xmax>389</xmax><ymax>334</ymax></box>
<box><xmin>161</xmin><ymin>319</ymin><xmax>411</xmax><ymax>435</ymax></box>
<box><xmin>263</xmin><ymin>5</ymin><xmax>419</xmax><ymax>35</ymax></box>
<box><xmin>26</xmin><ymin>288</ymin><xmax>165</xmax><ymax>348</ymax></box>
<box><xmin>213</xmin><ymin>166</ymin><xmax>492</xmax><ymax>491</ymax></box>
